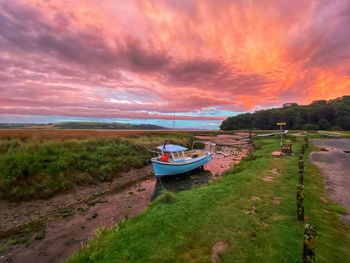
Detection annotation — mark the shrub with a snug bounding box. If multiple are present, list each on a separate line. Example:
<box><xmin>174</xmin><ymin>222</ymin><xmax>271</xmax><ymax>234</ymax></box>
<box><xmin>156</xmin><ymin>190</ymin><xmax>177</xmax><ymax>204</ymax></box>
<box><xmin>330</xmin><ymin>126</ymin><xmax>343</xmax><ymax>131</ymax></box>
<box><xmin>302</xmin><ymin>124</ymin><xmax>320</xmax><ymax>130</ymax></box>
<box><xmin>0</xmin><ymin>138</ymin><xmax>150</xmax><ymax>200</ymax></box>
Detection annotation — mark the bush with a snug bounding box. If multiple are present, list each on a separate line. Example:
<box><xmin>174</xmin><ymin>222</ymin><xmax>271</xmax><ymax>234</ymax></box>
<box><xmin>330</xmin><ymin>126</ymin><xmax>343</xmax><ymax>131</ymax></box>
<box><xmin>0</xmin><ymin>138</ymin><xmax>151</xmax><ymax>200</ymax></box>
<box><xmin>318</xmin><ymin>118</ymin><xmax>332</xmax><ymax>130</ymax></box>
<box><xmin>156</xmin><ymin>190</ymin><xmax>177</xmax><ymax>204</ymax></box>
<box><xmin>0</xmin><ymin>134</ymin><xmax>193</xmax><ymax>200</ymax></box>
<box><xmin>302</xmin><ymin>124</ymin><xmax>320</xmax><ymax>130</ymax></box>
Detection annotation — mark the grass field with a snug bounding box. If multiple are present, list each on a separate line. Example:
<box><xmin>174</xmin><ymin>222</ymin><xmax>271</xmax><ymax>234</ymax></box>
<box><xmin>0</xmin><ymin>132</ymin><xmax>193</xmax><ymax>201</ymax></box>
<box><xmin>67</xmin><ymin>138</ymin><xmax>350</xmax><ymax>263</ymax></box>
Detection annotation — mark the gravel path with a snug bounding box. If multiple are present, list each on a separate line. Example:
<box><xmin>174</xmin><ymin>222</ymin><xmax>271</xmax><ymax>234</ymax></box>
<box><xmin>310</xmin><ymin>139</ymin><xmax>350</xmax><ymax>226</ymax></box>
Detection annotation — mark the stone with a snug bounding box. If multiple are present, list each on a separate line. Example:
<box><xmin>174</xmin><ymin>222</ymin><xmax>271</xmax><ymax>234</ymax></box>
<box><xmin>34</xmin><ymin>231</ymin><xmax>46</xmax><ymax>240</ymax></box>
<box><xmin>211</xmin><ymin>241</ymin><xmax>229</xmax><ymax>263</ymax></box>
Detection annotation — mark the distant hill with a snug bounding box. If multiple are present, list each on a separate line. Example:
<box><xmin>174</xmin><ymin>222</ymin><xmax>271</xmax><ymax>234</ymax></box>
<box><xmin>220</xmin><ymin>96</ymin><xmax>350</xmax><ymax>131</ymax></box>
<box><xmin>0</xmin><ymin>122</ymin><xmax>166</xmax><ymax>130</ymax></box>
<box><xmin>0</xmin><ymin>123</ymin><xmax>51</xmax><ymax>129</ymax></box>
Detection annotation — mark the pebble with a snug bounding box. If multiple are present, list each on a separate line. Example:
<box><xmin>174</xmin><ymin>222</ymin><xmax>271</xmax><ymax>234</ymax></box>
<box><xmin>91</xmin><ymin>213</ymin><xmax>98</xmax><ymax>219</ymax></box>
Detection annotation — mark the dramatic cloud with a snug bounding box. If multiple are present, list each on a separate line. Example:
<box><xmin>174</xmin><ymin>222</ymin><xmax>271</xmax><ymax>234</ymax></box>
<box><xmin>0</xmin><ymin>0</ymin><xmax>349</xmax><ymax>127</ymax></box>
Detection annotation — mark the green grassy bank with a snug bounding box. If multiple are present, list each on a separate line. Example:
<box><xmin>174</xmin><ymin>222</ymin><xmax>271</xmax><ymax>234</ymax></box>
<box><xmin>68</xmin><ymin>138</ymin><xmax>350</xmax><ymax>263</ymax></box>
<box><xmin>0</xmin><ymin>133</ymin><xmax>192</xmax><ymax>201</ymax></box>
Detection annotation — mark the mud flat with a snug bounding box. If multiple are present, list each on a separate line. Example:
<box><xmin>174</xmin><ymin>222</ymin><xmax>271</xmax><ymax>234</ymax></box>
<box><xmin>310</xmin><ymin>139</ymin><xmax>350</xmax><ymax>225</ymax></box>
<box><xmin>0</xmin><ymin>135</ymin><xmax>251</xmax><ymax>263</ymax></box>
<box><xmin>0</xmin><ymin>166</ymin><xmax>154</xmax><ymax>263</ymax></box>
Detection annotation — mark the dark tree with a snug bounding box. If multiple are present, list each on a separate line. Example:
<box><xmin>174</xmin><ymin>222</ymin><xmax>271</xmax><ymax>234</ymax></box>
<box><xmin>220</xmin><ymin>96</ymin><xmax>350</xmax><ymax>130</ymax></box>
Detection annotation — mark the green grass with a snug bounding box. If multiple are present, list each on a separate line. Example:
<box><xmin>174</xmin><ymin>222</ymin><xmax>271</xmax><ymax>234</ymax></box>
<box><xmin>67</xmin><ymin>138</ymin><xmax>350</xmax><ymax>263</ymax></box>
<box><xmin>0</xmin><ymin>134</ymin><xmax>193</xmax><ymax>200</ymax></box>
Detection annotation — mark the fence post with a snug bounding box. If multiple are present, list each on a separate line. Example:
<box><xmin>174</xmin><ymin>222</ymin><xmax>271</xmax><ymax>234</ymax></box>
<box><xmin>299</xmin><ymin>155</ymin><xmax>304</xmax><ymax>184</ymax></box>
<box><xmin>297</xmin><ymin>184</ymin><xmax>304</xmax><ymax>221</ymax></box>
<box><xmin>300</xmin><ymin>144</ymin><xmax>305</xmax><ymax>155</ymax></box>
<box><xmin>304</xmin><ymin>136</ymin><xmax>309</xmax><ymax>149</ymax></box>
<box><xmin>299</xmin><ymin>155</ymin><xmax>304</xmax><ymax>169</ymax></box>
<box><xmin>299</xmin><ymin>168</ymin><xmax>304</xmax><ymax>185</ymax></box>
<box><xmin>302</xmin><ymin>224</ymin><xmax>317</xmax><ymax>263</ymax></box>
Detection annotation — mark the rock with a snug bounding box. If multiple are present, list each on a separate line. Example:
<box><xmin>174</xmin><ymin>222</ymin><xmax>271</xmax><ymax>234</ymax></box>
<box><xmin>271</xmin><ymin>151</ymin><xmax>282</xmax><ymax>156</ymax></box>
<box><xmin>243</xmin><ymin>206</ymin><xmax>257</xmax><ymax>214</ymax></box>
<box><xmin>211</xmin><ymin>241</ymin><xmax>229</xmax><ymax>263</ymax></box>
<box><xmin>91</xmin><ymin>213</ymin><xmax>98</xmax><ymax>219</ymax></box>
<box><xmin>250</xmin><ymin>196</ymin><xmax>262</xmax><ymax>201</ymax></box>
<box><xmin>271</xmin><ymin>168</ymin><xmax>280</xmax><ymax>175</ymax></box>
<box><xmin>34</xmin><ymin>231</ymin><xmax>46</xmax><ymax>240</ymax></box>
<box><xmin>77</xmin><ymin>207</ymin><xmax>87</xmax><ymax>213</ymax></box>
<box><xmin>260</xmin><ymin>176</ymin><xmax>274</xmax><ymax>182</ymax></box>
<box><xmin>87</xmin><ymin>197</ymin><xmax>108</xmax><ymax>206</ymax></box>
<box><xmin>273</xmin><ymin>197</ymin><xmax>283</xmax><ymax>205</ymax></box>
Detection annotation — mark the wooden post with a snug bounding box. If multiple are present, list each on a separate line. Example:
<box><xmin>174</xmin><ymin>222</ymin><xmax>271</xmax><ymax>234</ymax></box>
<box><xmin>299</xmin><ymin>154</ymin><xmax>304</xmax><ymax>184</ymax></box>
<box><xmin>297</xmin><ymin>184</ymin><xmax>304</xmax><ymax>221</ymax></box>
<box><xmin>300</xmin><ymin>144</ymin><xmax>305</xmax><ymax>155</ymax></box>
<box><xmin>299</xmin><ymin>167</ymin><xmax>304</xmax><ymax>185</ymax></box>
<box><xmin>302</xmin><ymin>224</ymin><xmax>317</xmax><ymax>263</ymax></box>
<box><xmin>299</xmin><ymin>155</ymin><xmax>304</xmax><ymax>170</ymax></box>
<box><xmin>304</xmin><ymin>136</ymin><xmax>309</xmax><ymax>149</ymax></box>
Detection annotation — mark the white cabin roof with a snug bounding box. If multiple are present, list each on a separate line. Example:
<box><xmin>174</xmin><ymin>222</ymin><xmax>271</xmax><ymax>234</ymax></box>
<box><xmin>156</xmin><ymin>144</ymin><xmax>188</xmax><ymax>152</ymax></box>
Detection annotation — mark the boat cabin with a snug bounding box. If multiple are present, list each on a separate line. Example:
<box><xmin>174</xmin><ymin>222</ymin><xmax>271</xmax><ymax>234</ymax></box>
<box><xmin>156</xmin><ymin>144</ymin><xmax>188</xmax><ymax>162</ymax></box>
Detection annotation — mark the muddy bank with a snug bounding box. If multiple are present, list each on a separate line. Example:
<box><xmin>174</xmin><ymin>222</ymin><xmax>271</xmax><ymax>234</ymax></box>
<box><xmin>195</xmin><ymin>133</ymin><xmax>250</xmax><ymax>146</ymax></box>
<box><xmin>310</xmin><ymin>139</ymin><xmax>350</xmax><ymax>226</ymax></box>
<box><xmin>0</xmin><ymin>166</ymin><xmax>154</xmax><ymax>263</ymax></box>
<box><xmin>0</xmin><ymin>137</ymin><xmax>251</xmax><ymax>263</ymax></box>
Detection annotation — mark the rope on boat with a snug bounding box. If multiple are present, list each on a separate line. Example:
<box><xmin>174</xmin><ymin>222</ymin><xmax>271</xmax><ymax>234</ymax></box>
<box><xmin>158</xmin><ymin>175</ymin><xmax>166</xmax><ymax>192</ymax></box>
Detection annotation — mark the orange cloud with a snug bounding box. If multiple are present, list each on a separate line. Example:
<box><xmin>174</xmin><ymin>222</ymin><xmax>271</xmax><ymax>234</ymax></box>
<box><xmin>0</xmin><ymin>0</ymin><xmax>349</xmax><ymax>124</ymax></box>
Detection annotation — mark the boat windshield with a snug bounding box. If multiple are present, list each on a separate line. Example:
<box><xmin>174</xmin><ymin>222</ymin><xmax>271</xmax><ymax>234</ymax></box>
<box><xmin>172</xmin><ymin>151</ymin><xmax>185</xmax><ymax>159</ymax></box>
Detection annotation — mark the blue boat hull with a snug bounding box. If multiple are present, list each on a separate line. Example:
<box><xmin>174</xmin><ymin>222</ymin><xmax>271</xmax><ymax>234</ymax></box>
<box><xmin>151</xmin><ymin>153</ymin><xmax>213</xmax><ymax>178</ymax></box>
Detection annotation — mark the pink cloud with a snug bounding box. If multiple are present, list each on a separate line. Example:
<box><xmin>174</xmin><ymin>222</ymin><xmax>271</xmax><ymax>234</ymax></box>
<box><xmin>0</xmin><ymin>0</ymin><xmax>349</xmax><ymax>122</ymax></box>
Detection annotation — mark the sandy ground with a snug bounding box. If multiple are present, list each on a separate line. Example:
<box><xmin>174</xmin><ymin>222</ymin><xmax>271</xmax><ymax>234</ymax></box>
<box><xmin>0</xmin><ymin>136</ymin><xmax>251</xmax><ymax>263</ymax></box>
<box><xmin>310</xmin><ymin>139</ymin><xmax>350</xmax><ymax>226</ymax></box>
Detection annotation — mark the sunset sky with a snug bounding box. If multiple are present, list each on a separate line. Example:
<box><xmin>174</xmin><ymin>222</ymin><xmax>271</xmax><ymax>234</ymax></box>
<box><xmin>0</xmin><ymin>0</ymin><xmax>350</xmax><ymax>128</ymax></box>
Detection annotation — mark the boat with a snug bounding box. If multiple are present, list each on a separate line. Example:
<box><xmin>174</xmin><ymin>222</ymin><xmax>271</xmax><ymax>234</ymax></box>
<box><xmin>151</xmin><ymin>141</ymin><xmax>214</xmax><ymax>178</ymax></box>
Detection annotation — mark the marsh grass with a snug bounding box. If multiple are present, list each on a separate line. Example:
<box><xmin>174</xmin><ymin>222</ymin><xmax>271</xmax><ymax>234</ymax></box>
<box><xmin>67</xmin><ymin>138</ymin><xmax>350</xmax><ymax>263</ymax></box>
<box><xmin>0</xmin><ymin>133</ymin><xmax>193</xmax><ymax>200</ymax></box>
<box><xmin>155</xmin><ymin>190</ymin><xmax>177</xmax><ymax>204</ymax></box>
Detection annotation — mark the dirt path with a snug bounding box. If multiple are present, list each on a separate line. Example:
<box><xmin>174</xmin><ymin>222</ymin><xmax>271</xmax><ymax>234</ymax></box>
<box><xmin>310</xmin><ymin>139</ymin><xmax>350</xmax><ymax>226</ymax></box>
<box><xmin>0</xmin><ymin>138</ymin><xmax>251</xmax><ymax>263</ymax></box>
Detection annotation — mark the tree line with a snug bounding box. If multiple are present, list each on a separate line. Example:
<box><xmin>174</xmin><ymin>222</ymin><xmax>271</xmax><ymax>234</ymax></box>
<box><xmin>220</xmin><ymin>96</ymin><xmax>350</xmax><ymax>130</ymax></box>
